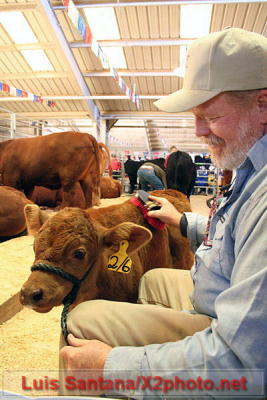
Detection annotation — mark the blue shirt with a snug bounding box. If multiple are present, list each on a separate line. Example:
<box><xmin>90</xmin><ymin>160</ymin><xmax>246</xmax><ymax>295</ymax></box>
<box><xmin>104</xmin><ymin>135</ymin><xmax>267</xmax><ymax>398</ymax></box>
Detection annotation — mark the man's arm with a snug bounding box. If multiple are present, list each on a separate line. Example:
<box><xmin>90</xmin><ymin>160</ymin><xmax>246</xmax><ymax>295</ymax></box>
<box><xmin>148</xmin><ymin>196</ymin><xmax>208</xmax><ymax>253</ymax></box>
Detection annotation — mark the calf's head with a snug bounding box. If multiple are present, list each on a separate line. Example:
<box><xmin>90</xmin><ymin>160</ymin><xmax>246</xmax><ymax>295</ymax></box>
<box><xmin>20</xmin><ymin>204</ymin><xmax>152</xmax><ymax>312</ymax></box>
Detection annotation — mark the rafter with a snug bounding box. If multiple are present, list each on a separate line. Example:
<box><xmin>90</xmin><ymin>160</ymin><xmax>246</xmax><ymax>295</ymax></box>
<box><xmin>0</xmin><ymin>2</ymin><xmax>37</xmax><ymax>11</ymax></box>
<box><xmin>71</xmin><ymin>38</ymin><xmax>193</xmax><ymax>48</ymax></box>
<box><xmin>0</xmin><ymin>71</ymin><xmax>71</xmax><ymax>80</ymax></box>
<box><xmin>84</xmin><ymin>70</ymin><xmax>179</xmax><ymax>77</ymax></box>
<box><xmin>37</xmin><ymin>0</ymin><xmax>100</xmax><ymax>120</ymax></box>
<box><xmin>0</xmin><ymin>43</ymin><xmax>56</xmax><ymax>52</ymax></box>
<box><xmin>53</xmin><ymin>0</ymin><xmax>261</xmax><ymax>9</ymax></box>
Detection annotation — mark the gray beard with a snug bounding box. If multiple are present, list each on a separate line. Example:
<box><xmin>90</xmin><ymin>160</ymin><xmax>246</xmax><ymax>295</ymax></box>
<box><xmin>201</xmin><ymin>119</ymin><xmax>262</xmax><ymax>170</ymax></box>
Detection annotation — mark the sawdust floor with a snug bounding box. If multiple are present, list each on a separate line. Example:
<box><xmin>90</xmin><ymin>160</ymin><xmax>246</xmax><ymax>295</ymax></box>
<box><xmin>0</xmin><ymin>194</ymin><xmax>210</xmax><ymax>394</ymax></box>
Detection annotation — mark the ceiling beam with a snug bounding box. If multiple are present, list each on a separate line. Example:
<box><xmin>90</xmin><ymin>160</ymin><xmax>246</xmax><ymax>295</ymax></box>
<box><xmin>102</xmin><ymin>112</ymin><xmax>193</xmax><ymax>119</ymax></box>
<box><xmin>0</xmin><ymin>2</ymin><xmax>37</xmax><ymax>11</ymax></box>
<box><xmin>37</xmin><ymin>0</ymin><xmax>100</xmax><ymax>120</ymax></box>
<box><xmin>71</xmin><ymin>38</ymin><xmax>192</xmax><ymax>48</ymax></box>
<box><xmin>0</xmin><ymin>70</ymin><xmax>179</xmax><ymax>80</ymax></box>
<box><xmin>53</xmin><ymin>0</ymin><xmax>261</xmax><ymax>9</ymax></box>
<box><xmin>0</xmin><ymin>112</ymin><xmax>91</xmax><ymax>119</ymax></box>
<box><xmin>0</xmin><ymin>95</ymin><xmax>164</xmax><ymax>101</ymax></box>
<box><xmin>0</xmin><ymin>111</ymin><xmax>193</xmax><ymax>119</ymax></box>
<box><xmin>0</xmin><ymin>71</ymin><xmax>70</xmax><ymax>80</ymax></box>
<box><xmin>84</xmin><ymin>70</ymin><xmax>180</xmax><ymax>77</ymax></box>
<box><xmin>0</xmin><ymin>43</ymin><xmax>56</xmax><ymax>52</ymax></box>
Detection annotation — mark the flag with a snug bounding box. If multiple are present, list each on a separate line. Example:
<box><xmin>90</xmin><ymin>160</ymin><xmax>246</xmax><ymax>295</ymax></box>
<box><xmin>84</xmin><ymin>26</ymin><xmax>92</xmax><ymax>44</ymax></box>
<box><xmin>2</xmin><ymin>83</ymin><xmax>10</xmax><ymax>92</ymax></box>
<box><xmin>63</xmin><ymin>0</ymin><xmax>70</xmax><ymax>9</ymax></box>
<box><xmin>77</xmin><ymin>15</ymin><xmax>86</xmax><ymax>39</ymax></box>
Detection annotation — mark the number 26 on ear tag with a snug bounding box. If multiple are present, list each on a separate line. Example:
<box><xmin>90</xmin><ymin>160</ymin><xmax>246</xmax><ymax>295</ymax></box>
<box><xmin>107</xmin><ymin>240</ymin><xmax>132</xmax><ymax>274</ymax></box>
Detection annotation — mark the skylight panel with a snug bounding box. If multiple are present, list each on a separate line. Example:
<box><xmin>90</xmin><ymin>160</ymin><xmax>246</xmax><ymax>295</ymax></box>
<box><xmin>84</xmin><ymin>7</ymin><xmax>120</xmax><ymax>40</ymax></box>
<box><xmin>173</xmin><ymin>46</ymin><xmax>187</xmax><ymax>77</ymax></box>
<box><xmin>180</xmin><ymin>4</ymin><xmax>212</xmax><ymax>38</ymax></box>
<box><xmin>0</xmin><ymin>12</ymin><xmax>37</xmax><ymax>44</ymax></box>
<box><xmin>21</xmin><ymin>50</ymin><xmax>54</xmax><ymax>71</ymax></box>
<box><xmin>102</xmin><ymin>47</ymin><xmax>127</xmax><ymax>69</ymax></box>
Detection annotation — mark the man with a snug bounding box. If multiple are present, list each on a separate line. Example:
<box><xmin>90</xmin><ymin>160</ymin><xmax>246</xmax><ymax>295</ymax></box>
<box><xmin>60</xmin><ymin>28</ymin><xmax>267</xmax><ymax>398</ymax></box>
<box><xmin>137</xmin><ymin>161</ymin><xmax>167</xmax><ymax>191</ymax></box>
<box><xmin>164</xmin><ymin>145</ymin><xmax>178</xmax><ymax>168</ymax></box>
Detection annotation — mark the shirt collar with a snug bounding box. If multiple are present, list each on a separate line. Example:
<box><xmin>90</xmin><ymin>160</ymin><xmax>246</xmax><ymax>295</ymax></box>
<box><xmin>246</xmin><ymin>134</ymin><xmax>267</xmax><ymax>172</ymax></box>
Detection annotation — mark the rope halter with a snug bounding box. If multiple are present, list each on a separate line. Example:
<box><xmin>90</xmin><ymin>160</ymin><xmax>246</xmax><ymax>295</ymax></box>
<box><xmin>31</xmin><ymin>260</ymin><xmax>95</xmax><ymax>344</ymax></box>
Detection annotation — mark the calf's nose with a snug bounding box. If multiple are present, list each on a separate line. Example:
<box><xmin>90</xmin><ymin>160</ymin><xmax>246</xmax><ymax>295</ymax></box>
<box><xmin>20</xmin><ymin>287</ymin><xmax>44</xmax><ymax>305</ymax></box>
<box><xmin>31</xmin><ymin>289</ymin><xmax>44</xmax><ymax>302</ymax></box>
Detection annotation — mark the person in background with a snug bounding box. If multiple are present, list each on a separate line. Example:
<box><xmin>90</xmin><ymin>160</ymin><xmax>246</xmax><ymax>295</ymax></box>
<box><xmin>137</xmin><ymin>161</ymin><xmax>167</xmax><ymax>192</ymax></box>
<box><xmin>110</xmin><ymin>154</ymin><xmax>121</xmax><ymax>171</ymax></box>
<box><xmin>109</xmin><ymin>154</ymin><xmax>121</xmax><ymax>179</ymax></box>
<box><xmin>164</xmin><ymin>145</ymin><xmax>178</xmax><ymax>168</ymax></box>
<box><xmin>60</xmin><ymin>28</ymin><xmax>267</xmax><ymax>399</ymax></box>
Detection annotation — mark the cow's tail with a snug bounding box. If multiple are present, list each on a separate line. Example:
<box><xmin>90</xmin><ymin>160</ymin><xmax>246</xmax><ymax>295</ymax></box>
<box><xmin>91</xmin><ymin>136</ymin><xmax>101</xmax><ymax>186</ymax></box>
<box><xmin>98</xmin><ymin>142</ymin><xmax>112</xmax><ymax>176</ymax></box>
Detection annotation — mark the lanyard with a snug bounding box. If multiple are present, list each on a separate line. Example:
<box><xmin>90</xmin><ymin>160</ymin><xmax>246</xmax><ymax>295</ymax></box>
<box><xmin>203</xmin><ymin>183</ymin><xmax>233</xmax><ymax>247</ymax></box>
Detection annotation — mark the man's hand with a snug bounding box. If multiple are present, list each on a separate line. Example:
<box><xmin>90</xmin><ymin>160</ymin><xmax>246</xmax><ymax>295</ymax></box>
<box><xmin>60</xmin><ymin>333</ymin><xmax>112</xmax><ymax>372</ymax></box>
<box><xmin>147</xmin><ymin>196</ymin><xmax>182</xmax><ymax>228</ymax></box>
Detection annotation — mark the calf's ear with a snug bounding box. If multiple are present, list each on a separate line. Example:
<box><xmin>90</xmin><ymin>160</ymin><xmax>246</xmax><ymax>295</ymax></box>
<box><xmin>24</xmin><ymin>204</ymin><xmax>51</xmax><ymax>235</ymax></box>
<box><xmin>102</xmin><ymin>222</ymin><xmax>152</xmax><ymax>254</ymax></box>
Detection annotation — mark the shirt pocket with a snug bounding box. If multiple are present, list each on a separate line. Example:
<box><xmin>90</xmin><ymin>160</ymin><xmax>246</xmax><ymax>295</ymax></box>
<box><xmin>195</xmin><ymin>218</ymin><xmax>225</xmax><ymax>276</ymax></box>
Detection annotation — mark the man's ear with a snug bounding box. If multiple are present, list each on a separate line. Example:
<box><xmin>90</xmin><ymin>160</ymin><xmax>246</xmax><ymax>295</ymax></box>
<box><xmin>102</xmin><ymin>222</ymin><xmax>152</xmax><ymax>254</ymax></box>
<box><xmin>24</xmin><ymin>204</ymin><xmax>51</xmax><ymax>235</ymax></box>
<box><xmin>257</xmin><ymin>89</ymin><xmax>267</xmax><ymax>125</ymax></box>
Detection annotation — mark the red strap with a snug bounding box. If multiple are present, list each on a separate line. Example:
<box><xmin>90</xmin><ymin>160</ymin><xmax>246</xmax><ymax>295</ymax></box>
<box><xmin>130</xmin><ymin>197</ymin><xmax>165</xmax><ymax>230</ymax></box>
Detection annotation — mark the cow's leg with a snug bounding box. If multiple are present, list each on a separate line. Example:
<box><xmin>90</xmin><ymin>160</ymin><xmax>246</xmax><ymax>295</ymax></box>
<box><xmin>80</xmin><ymin>173</ymin><xmax>100</xmax><ymax>208</ymax></box>
<box><xmin>60</xmin><ymin>181</ymin><xmax>77</xmax><ymax>208</ymax></box>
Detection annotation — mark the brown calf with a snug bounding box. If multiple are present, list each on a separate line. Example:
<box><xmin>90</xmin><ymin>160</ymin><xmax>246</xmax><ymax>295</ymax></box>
<box><xmin>20</xmin><ymin>190</ymin><xmax>193</xmax><ymax>313</ymax></box>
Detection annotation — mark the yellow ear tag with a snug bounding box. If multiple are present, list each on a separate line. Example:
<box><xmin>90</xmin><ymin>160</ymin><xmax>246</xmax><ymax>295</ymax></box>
<box><xmin>107</xmin><ymin>240</ymin><xmax>132</xmax><ymax>274</ymax></box>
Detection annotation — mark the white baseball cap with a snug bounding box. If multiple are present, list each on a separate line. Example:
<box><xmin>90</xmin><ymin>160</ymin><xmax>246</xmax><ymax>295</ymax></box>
<box><xmin>154</xmin><ymin>28</ymin><xmax>267</xmax><ymax>113</ymax></box>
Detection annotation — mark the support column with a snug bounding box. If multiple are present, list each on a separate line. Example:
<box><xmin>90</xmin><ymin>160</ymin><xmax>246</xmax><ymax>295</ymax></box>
<box><xmin>10</xmin><ymin>113</ymin><xmax>16</xmax><ymax>138</ymax></box>
<box><xmin>105</xmin><ymin>119</ymin><xmax>118</xmax><ymax>146</ymax></box>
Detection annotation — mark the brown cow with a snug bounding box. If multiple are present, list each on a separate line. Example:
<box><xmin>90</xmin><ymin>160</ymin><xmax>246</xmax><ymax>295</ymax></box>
<box><xmin>0</xmin><ymin>131</ymin><xmax>100</xmax><ymax>208</ymax></box>
<box><xmin>30</xmin><ymin>177</ymin><xmax>120</xmax><ymax>207</ymax></box>
<box><xmin>30</xmin><ymin>183</ymin><xmax>86</xmax><ymax>209</ymax></box>
<box><xmin>100</xmin><ymin>176</ymin><xmax>121</xmax><ymax>198</ymax></box>
<box><xmin>20</xmin><ymin>190</ymin><xmax>193</xmax><ymax>312</ymax></box>
<box><xmin>0</xmin><ymin>186</ymin><xmax>33</xmax><ymax>239</ymax></box>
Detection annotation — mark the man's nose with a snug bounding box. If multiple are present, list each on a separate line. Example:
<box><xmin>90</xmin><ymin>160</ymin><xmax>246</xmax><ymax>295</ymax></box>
<box><xmin>195</xmin><ymin>118</ymin><xmax>211</xmax><ymax>137</ymax></box>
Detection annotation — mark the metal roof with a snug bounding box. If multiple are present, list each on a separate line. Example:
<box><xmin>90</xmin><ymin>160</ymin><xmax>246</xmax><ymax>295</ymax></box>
<box><xmin>0</xmin><ymin>0</ymin><xmax>266</xmax><ymax>152</ymax></box>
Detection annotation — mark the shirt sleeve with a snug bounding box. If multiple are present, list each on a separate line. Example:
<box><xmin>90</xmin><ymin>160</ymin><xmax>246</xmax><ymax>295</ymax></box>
<box><xmin>103</xmin><ymin>191</ymin><xmax>267</xmax><ymax>399</ymax></box>
<box><xmin>184</xmin><ymin>212</ymin><xmax>208</xmax><ymax>253</ymax></box>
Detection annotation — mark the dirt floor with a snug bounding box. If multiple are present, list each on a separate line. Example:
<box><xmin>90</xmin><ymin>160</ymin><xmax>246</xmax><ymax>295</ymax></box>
<box><xmin>0</xmin><ymin>194</ymin><xmax>211</xmax><ymax>395</ymax></box>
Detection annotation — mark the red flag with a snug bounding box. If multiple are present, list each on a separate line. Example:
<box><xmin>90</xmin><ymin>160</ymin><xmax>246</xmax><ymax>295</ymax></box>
<box><xmin>84</xmin><ymin>26</ymin><xmax>92</xmax><ymax>44</ymax></box>
<box><xmin>63</xmin><ymin>0</ymin><xmax>70</xmax><ymax>9</ymax></box>
<box><xmin>2</xmin><ymin>83</ymin><xmax>10</xmax><ymax>93</ymax></box>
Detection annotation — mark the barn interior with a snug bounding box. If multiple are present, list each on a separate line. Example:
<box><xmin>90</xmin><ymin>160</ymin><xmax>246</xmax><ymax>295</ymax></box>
<box><xmin>0</xmin><ymin>0</ymin><xmax>266</xmax><ymax>397</ymax></box>
<box><xmin>0</xmin><ymin>0</ymin><xmax>265</xmax><ymax>153</ymax></box>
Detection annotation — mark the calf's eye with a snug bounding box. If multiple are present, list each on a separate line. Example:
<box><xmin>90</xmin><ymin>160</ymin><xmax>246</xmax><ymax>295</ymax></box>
<box><xmin>73</xmin><ymin>249</ymin><xmax>86</xmax><ymax>259</ymax></box>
